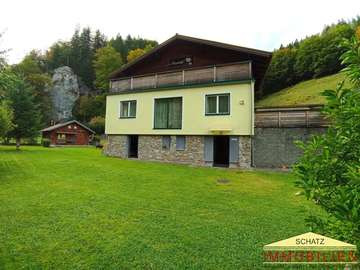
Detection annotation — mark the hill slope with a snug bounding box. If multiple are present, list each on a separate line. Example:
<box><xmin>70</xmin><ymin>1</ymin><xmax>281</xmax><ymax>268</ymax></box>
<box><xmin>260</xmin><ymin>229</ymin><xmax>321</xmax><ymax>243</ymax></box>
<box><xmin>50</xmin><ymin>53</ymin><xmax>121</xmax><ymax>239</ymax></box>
<box><xmin>256</xmin><ymin>73</ymin><xmax>349</xmax><ymax>107</ymax></box>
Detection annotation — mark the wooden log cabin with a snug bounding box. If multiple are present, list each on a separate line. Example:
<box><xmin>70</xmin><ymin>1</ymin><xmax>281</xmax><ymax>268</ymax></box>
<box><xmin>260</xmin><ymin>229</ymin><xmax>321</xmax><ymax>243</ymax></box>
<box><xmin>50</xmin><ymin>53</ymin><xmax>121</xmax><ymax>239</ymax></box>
<box><xmin>41</xmin><ymin>120</ymin><xmax>95</xmax><ymax>146</ymax></box>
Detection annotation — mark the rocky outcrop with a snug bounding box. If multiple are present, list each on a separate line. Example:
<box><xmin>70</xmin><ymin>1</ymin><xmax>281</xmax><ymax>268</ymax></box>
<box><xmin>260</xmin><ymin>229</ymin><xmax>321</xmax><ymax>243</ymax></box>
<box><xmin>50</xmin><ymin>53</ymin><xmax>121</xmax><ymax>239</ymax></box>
<box><xmin>51</xmin><ymin>66</ymin><xmax>80</xmax><ymax>121</ymax></box>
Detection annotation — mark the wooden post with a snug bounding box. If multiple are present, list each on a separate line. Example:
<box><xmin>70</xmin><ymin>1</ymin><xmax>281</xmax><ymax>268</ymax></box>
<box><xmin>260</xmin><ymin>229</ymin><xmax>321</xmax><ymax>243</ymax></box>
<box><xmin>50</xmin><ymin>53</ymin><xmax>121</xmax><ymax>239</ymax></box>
<box><xmin>305</xmin><ymin>111</ymin><xmax>309</xmax><ymax>127</ymax></box>
<box><xmin>213</xmin><ymin>66</ymin><xmax>217</xmax><ymax>82</ymax></box>
<box><xmin>130</xmin><ymin>77</ymin><xmax>134</xmax><ymax>90</ymax></box>
<box><xmin>278</xmin><ymin>111</ymin><xmax>281</xmax><ymax>128</ymax></box>
<box><xmin>182</xmin><ymin>70</ymin><xmax>185</xmax><ymax>85</ymax></box>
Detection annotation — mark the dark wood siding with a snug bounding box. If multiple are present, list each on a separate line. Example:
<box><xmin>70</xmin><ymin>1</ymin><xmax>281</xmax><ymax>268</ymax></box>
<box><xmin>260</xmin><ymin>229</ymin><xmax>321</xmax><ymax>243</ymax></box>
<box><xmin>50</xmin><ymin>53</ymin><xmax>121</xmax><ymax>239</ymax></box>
<box><xmin>43</xmin><ymin>123</ymin><xmax>92</xmax><ymax>145</ymax></box>
<box><xmin>116</xmin><ymin>39</ymin><xmax>270</xmax><ymax>94</ymax></box>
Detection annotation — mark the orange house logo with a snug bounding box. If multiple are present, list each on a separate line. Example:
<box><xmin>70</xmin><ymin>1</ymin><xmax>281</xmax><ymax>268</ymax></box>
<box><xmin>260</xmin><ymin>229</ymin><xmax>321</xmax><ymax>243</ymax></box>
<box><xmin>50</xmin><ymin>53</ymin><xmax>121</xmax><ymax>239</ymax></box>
<box><xmin>264</xmin><ymin>232</ymin><xmax>358</xmax><ymax>266</ymax></box>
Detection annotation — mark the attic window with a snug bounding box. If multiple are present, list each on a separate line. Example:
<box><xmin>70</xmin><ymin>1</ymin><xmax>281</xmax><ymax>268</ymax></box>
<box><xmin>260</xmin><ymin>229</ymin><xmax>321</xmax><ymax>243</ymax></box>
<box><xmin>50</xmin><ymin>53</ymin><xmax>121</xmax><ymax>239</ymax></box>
<box><xmin>68</xmin><ymin>125</ymin><xmax>72</xmax><ymax>129</ymax></box>
<box><xmin>169</xmin><ymin>56</ymin><xmax>192</xmax><ymax>67</ymax></box>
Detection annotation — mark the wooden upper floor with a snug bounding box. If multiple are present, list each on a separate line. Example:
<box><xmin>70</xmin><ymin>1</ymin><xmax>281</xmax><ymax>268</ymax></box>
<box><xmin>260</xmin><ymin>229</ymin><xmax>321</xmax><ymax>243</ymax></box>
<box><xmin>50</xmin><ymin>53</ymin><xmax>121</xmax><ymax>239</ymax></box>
<box><xmin>109</xmin><ymin>34</ymin><xmax>272</xmax><ymax>96</ymax></box>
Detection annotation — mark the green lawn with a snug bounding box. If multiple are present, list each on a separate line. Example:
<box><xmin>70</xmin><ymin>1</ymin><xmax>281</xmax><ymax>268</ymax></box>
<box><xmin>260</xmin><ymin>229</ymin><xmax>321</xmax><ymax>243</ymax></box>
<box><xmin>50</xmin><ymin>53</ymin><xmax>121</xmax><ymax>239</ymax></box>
<box><xmin>0</xmin><ymin>146</ymin><xmax>319</xmax><ymax>269</ymax></box>
<box><xmin>256</xmin><ymin>73</ymin><xmax>350</xmax><ymax>107</ymax></box>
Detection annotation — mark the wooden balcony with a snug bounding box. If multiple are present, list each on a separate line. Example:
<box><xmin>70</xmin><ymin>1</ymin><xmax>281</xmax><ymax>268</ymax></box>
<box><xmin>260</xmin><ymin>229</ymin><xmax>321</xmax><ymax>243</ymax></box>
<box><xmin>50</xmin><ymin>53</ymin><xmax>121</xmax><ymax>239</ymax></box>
<box><xmin>110</xmin><ymin>61</ymin><xmax>252</xmax><ymax>93</ymax></box>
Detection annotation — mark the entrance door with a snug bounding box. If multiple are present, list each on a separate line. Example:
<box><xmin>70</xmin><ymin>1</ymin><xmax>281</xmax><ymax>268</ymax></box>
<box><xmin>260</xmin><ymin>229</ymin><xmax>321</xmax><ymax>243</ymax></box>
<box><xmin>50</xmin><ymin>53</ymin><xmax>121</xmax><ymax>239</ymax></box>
<box><xmin>66</xmin><ymin>134</ymin><xmax>76</xmax><ymax>145</ymax></box>
<box><xmin>128</xmin><ymin>135</ymin><xmax>138</xmax><ymax>158</ymax></box>
<box><xmin>213</xmin><ymin>136</ymin><xmax>229</xmax><ymax>167</ymax></box>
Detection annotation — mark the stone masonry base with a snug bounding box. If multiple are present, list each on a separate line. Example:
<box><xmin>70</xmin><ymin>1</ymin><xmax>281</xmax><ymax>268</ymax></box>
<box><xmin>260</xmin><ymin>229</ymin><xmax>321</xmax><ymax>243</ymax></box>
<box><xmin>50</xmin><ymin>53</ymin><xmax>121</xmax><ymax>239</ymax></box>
<box><xmin>104</xmin><ymin>135</ymin><xmax>251</xmax><ymax>168</ymax></box>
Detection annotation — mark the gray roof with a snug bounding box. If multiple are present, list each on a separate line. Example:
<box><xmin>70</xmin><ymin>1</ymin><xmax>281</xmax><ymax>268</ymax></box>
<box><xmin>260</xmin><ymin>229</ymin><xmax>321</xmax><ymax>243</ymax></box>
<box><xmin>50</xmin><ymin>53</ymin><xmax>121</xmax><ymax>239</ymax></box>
<box><xmin>41</xmin><ymin>120</ymin><xmax>95</xmax><ymax>134</ymax></box>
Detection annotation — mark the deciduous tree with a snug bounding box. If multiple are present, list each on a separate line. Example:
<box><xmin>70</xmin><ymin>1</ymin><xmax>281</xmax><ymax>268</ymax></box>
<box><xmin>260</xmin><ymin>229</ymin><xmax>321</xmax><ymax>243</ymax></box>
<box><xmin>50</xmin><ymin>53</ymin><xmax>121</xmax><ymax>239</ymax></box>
<box><xmin>0</xmin><ymin>101</ymin><xmax>13</xmax><ymax>138</ymax></box>
<box><xmin>93</xmin><ymin>45</ymin><xmax>123</xmax><ymax>90</ymax></box>
<box><xmin>13</xmin><ymin>51</ymin><xmax>52</xmax><ymax>126</ymax></box>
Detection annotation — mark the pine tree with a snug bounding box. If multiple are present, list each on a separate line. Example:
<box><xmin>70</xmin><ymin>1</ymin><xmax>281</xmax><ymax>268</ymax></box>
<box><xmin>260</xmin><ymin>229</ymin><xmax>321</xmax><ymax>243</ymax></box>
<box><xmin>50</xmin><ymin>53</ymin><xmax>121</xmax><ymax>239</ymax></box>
<box><xmin>6</xmin><ymin>78</ymin><xmax>41</xmax><ymax>150</ymax></box>
<box><xmin>93</xmin><ymin>30</ymin><xmax>107</xmax><ymax>52</ymax></box>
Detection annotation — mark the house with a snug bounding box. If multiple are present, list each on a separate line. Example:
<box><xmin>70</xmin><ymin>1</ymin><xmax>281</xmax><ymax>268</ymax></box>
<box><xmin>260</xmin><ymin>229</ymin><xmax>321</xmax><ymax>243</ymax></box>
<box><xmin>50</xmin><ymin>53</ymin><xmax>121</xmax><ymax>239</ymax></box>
<box><xmin>41</xmin><ymin>120</ymin><xmax>95</xmax><ymax>146</ymax></box>
<box><xmin>104</xmin><ymin>34</ymin><xmax>272</xmax><ymax>168</ymax></box>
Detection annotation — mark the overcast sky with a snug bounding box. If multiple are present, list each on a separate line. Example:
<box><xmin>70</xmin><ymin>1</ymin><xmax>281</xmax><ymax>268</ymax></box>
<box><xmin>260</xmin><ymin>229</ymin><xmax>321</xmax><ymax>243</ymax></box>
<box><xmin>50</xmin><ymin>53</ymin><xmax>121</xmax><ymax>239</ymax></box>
<box><xmin>1</xmin><ymin>0</ymin><xmax>360</xmax><ymax>64</ymax></box>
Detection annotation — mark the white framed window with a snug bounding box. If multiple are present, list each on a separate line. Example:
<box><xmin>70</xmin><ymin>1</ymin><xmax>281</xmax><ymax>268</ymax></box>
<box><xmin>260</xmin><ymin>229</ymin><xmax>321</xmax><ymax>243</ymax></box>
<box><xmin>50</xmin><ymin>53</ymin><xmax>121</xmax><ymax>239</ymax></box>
<box><xmin>205</xmin><ymin>93</ymin><xmax>230</xmax><ymax>115</ymax></box>
<box><xmin>120</xmin><ymin>100</ymin><xmax>137</xmax><ymax>118</ymax></box>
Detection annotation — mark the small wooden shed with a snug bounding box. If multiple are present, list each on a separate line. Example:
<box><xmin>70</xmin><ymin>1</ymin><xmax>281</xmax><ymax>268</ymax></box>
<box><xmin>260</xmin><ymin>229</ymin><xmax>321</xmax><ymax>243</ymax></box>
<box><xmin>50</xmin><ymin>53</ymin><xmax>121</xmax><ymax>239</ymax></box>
<box><xmin>41</xmin><ymin>120</ymin><xmax>95</xmax><ymax>146</ymax></box>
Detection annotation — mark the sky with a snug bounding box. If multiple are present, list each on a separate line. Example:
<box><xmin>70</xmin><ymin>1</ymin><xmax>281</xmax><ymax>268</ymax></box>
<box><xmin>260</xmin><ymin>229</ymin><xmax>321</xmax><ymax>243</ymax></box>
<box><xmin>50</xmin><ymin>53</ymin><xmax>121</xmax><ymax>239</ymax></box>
<box><xmin>1</xmin><ymin>0</ymin><xmax>360</xmax><ymax>64</ymax></box>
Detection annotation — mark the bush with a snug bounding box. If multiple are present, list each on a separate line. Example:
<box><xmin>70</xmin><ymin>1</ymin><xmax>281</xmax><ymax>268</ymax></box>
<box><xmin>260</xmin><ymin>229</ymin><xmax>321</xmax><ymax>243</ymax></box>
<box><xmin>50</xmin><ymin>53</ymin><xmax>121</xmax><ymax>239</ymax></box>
<box><xmin>294</xmin><ymin>35</ymin><xmax>360</xmax><ymax>247</ymax></box>
<box><xmin>41</xmin><ymin>138</ymin><xmax>51</xmax><ymax>147</ymax></box>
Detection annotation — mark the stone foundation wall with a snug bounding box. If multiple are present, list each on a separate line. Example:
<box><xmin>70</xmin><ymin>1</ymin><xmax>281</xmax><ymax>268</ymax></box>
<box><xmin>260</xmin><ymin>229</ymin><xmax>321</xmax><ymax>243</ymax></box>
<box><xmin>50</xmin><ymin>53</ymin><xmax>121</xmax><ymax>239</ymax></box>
<box><xmin>238</xmin><ymin>136</ymin><xmax>251</xmax><ymax>168</ymax></box>
<box><xmin>138</xmin><ymin>136</ymin><xmax>205</xmax><ymax>166</ymax></box>
<box><xmin>104</xmin><ymin>135</ymin><xmax>252</xmax><ymax>168</ymax></box>
<box><xmin>103</xmin><ymin>135</ymin><xmax>128</xmax><ymax>158</ymax></box>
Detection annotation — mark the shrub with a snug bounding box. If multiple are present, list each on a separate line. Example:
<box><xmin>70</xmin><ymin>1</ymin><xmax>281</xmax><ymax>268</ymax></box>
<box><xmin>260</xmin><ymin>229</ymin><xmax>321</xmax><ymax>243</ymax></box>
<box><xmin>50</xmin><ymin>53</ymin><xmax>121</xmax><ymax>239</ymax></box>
<box><xmin>294</xmin><ymin>35</ymin><xmax>360</xmax><ymax>247</ymax></box>
<box><xmin>41</xmin><ymin>138</ymin><xmax>51</xmax><ymax>147</ymax></box>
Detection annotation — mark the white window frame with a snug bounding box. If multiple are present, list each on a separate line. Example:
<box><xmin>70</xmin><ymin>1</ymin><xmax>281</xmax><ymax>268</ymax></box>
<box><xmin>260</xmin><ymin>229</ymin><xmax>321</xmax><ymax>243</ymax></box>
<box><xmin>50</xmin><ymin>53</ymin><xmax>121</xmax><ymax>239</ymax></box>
<box><xmin>205</xmin><ymin>93</ymin><xmax>230</xmax><ymax>115</ymax></box>
<box><xmin>119</xmin><ymin>100</ymin><xmax>137</xmax><ymax>118</ymax></box>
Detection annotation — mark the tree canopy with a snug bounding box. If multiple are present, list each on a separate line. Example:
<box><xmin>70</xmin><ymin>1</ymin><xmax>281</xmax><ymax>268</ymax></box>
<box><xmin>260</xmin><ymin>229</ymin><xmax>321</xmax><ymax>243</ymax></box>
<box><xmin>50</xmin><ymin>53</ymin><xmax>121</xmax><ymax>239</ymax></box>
<box><xmin>263</xmin><ymin>17</ymin><xmax>360</xmax><ymax>96</ymax></box>
<box><xmin>1</xmin><ymin>69</ymin><xmax>41</xmax><ymax>149</ymax></box>
<box><xmin>93</xmin><ymin>45</ymin><xmax>123</xmax><ymax>91</ymax></box>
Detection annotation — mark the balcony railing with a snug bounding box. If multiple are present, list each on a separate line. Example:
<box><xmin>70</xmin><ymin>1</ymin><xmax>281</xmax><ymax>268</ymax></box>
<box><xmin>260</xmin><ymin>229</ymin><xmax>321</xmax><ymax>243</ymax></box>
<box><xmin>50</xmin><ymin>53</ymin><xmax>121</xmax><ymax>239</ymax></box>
<box><xmin>110</xmin><ymin>61</ymin><xmax>252</xmax><ymax>93</ymax></box>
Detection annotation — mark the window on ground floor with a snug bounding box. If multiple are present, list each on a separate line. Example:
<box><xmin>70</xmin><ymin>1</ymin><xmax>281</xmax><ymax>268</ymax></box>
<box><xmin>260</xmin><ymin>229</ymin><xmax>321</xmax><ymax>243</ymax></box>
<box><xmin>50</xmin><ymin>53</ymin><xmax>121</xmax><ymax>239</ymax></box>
<box><xmin>162</xmin><ymin>136</ymin><xmax>171</xmax><ymax>150</ymax></box>
<box><xmin>205</xmin><ymin>93</ymin><xmax>230</xmax><ymax>115</ymax></box>
<box><xmin>154</xmin><ymin>97</ymin><xmax>182</xmax><ymax>129</ymax></box>
<box><xmin>176</xmin><ymin>136</ymin><xmax>186</xmax><ymax>151</ymax></box>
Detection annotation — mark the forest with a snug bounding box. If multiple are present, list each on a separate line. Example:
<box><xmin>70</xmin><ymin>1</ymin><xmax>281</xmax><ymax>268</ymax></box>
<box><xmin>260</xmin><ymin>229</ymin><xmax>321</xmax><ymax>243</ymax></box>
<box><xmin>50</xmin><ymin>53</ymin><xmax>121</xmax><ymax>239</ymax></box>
<box><xmin>263</xmin><ymin>16</ymin><xmax>360</xmax><ymax>95</ymax></box>
<box><xmin>1</xmin><ymin>16</ymin><xmax>360</xmax><ymax>146</ymax></box>
<box><xmin>0</xmin><ymin>28</ymin><xmax>157</xmax><ymax>145</ymax></box>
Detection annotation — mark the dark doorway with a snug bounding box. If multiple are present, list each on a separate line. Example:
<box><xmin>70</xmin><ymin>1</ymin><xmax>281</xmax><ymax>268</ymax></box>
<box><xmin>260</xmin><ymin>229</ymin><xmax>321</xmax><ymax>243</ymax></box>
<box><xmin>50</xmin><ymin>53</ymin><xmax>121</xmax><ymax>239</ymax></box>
<box><xmin>128</xmin><ymin>135</ymin><xmax>138</xmax><ymax>158</ymax></box>
<box><xmin>213</xmin><ymin>136</ymin><xmax>229</xmax><ymax>167</ymax></box>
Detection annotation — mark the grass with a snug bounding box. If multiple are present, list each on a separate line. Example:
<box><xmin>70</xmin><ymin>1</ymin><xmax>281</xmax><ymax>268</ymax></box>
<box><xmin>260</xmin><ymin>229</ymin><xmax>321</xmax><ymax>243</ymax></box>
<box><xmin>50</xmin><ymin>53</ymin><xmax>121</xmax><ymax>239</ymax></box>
<box><xmin>0</xmin><ymin>146</ymin><xmax>320</xmax><ymax>269</ymax></box>
<box><xmin>256</xmin><ymin>73</ymin><xmax>350</xmax><ymax>107</ymax></box>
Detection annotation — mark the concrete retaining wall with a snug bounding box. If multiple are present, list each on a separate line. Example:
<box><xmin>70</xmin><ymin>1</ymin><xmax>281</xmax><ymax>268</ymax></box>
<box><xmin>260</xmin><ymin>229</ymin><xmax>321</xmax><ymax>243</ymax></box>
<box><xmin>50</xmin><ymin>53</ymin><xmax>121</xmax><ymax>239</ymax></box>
<box><xmin>253</xmin><ymin>127</ymin><xmax>326</xmax><ymax>168</ymax></box>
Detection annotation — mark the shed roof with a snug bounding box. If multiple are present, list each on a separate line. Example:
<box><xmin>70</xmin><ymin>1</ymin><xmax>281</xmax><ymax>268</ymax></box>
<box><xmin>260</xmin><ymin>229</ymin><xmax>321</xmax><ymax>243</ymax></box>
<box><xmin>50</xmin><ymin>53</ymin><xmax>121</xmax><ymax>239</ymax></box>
<box><xmin>41</xmin><ymin>120</ymin><xmax>95</xmax><ymax>134</ymax></box>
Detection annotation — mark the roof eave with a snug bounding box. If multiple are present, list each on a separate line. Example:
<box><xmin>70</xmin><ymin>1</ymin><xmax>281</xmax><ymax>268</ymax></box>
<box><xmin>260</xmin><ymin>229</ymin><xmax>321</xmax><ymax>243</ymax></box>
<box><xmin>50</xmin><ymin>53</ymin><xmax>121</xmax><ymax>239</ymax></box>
<box><xmin>109</xmin><ymin>34</ymin><xmax>272</xmax><ymax>80</ymax></box>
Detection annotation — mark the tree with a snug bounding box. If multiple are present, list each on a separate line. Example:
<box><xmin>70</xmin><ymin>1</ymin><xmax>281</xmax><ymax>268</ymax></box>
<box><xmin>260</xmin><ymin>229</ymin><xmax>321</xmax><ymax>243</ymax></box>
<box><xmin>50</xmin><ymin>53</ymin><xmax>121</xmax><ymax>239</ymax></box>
<box><xmin>110</xmin><ymin>34</ymin><xmax>157</xmax><ymax>63</ymax></box>
<box><xmin>294</xmin><ymin>34</ymin><xmax>360</xmax><ymax>247</ymax></box>
<box><xmin>13</xmin><ymin>51</ymin><xmax>52</xmax><ymax>126</ymax></box>
<box><xmin>262</xmin><ymin>48</ymin><xmax>297</xmax><ymax>95</ymax></box>
<box><xmin>5</xmin><ymin>74</ymin><xmax>41</xmax><ymax>150</ymax></box>
<box><xmin>262</xmin><ymin>18</ymin><xmax>358</xmax><ymax>95</ymax></box>
<box><xmin>89</xmin><ymin>116</ymin><xmax>105</xmax><ymax>134</ymax></box>
<box><xmin>0</xmin><ymin>31</ymin><xmax>8</xmax><ymax>68</ymax></box>
<box><xmin>126</xmin><ymin>44</ymin><xmax>154</xmax><ymax>63</ymax></box>
<box><xmin>0</xmin><ymin>101</ymin><xmax>13</xmax><ymax>138</ymax></box>
<box><xmin>72</xmin><ymin>94</ymin><xmax>106</xmax><ymax>123</ymax></box>
<box><xmin>93</xmin><ymin>45</ymin><xmax>123</xmax><ymax>90</ymax></box>
<box><xmin>45</xmin><ymin>41</ymin><xmax>72</xmax><ymax>70</ymax></box>
<box><xmin>93</xmin><ymin>30</ymin><xmax>107</xmax><ymax>52</ymax></box>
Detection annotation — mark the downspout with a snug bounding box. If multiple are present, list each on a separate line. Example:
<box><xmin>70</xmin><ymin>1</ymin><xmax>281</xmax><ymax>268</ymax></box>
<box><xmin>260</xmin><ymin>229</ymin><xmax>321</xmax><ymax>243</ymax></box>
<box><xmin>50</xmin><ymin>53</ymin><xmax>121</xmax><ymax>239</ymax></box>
<box><xmin>249</xmin><ymin>61</ymin><xmax>255</xmax><ymax>167</ymax></box>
